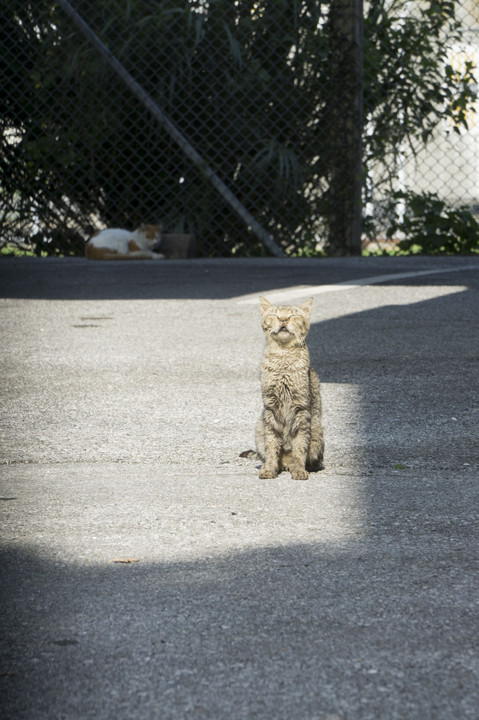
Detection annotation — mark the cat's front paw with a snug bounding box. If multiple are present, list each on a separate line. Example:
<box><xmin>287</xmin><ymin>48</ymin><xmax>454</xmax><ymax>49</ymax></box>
<box><xmin>290</xmin><ymin>465</ymin><xmax>308</xmax><ymax>481</ymax></box>
<box><xmin>259</xmin><ymin>464</ymin><xmax>278</xmax><ymax>479</ymax></box>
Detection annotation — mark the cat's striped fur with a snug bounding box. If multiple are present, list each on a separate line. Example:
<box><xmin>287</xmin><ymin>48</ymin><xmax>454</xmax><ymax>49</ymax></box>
<box><xmin>255</xmin><ymin>296</ymin><xmax>324</xmax><ymax>480</ymax></box>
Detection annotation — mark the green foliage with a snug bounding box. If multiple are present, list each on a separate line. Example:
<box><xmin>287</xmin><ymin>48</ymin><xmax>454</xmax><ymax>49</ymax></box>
<box><xmin>363</xmin><ymin>0</ymin><xmax>476</xmax><ymax>162</ymax></box>
<box><xmin>361</xmin><ymin>0</ymin><xmax>478</xmax><ymax>256</ymax></box>
<box><xmin>386</xmin><ymin>191</ymin><xmax>479</xmax><ymax>255</ymax></box>
<box><xmin>0</xmin><ymin>244</ymin><xmax>39</xmax><ymax>257</ymax></box>
<box><xmin>1</xmin><ymin>0</ymin><xmax>477</xmax><ymax>256</ymax></box>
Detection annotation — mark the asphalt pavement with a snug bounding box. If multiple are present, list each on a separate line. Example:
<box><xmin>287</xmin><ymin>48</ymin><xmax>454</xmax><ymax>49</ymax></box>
<box><xmin>1</xmin><ymin>255</ymin><xmax>478</xmax><ymax>720</ymax></box>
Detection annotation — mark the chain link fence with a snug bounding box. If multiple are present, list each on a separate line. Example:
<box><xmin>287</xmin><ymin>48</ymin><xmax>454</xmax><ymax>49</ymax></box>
<box><xmin>2</xmin><ymin>0</ymin><xmax>478</xmax><ymax>257</ymax></box>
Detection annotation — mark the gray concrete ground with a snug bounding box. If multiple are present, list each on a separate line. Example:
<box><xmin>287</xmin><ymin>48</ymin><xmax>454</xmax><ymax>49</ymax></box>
<box><xmin>1</xmin><ymin>256</ymin><xmax>478</xmax><ymax>720</ymax></box>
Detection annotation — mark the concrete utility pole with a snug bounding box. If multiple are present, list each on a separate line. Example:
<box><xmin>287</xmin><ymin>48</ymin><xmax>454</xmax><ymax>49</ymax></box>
<box><xmin>328</xmin><ymin>0</ymin><xmax>364</xmax><ymax>255</ymax></box>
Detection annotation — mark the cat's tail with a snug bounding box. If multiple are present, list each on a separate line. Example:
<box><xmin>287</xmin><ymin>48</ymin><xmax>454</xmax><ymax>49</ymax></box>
<box><xmin>239</xmin><ymin>449</ymin><xmax>259</xmax><ymax>459</ymax></box>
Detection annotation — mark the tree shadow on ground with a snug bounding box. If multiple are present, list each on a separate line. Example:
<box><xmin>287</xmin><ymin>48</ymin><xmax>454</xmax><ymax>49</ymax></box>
<box><xmin>307</xmin><ymin>282</ymin><xmax>479</xmax><ymax>473</ymax></box>
<box><xmin>1</xmin><ymin>264</ymin><xmax>478</xmax><ymax>719</ymax></box>
<box><xmin>1</xmin><ymin>524</ymin><xmax>478</xmax><ymax>720</ymax></box>
<box><xmin>0</xmin><ymin>256</ymin><xmax>476</xmax><ymax>300</ymax></box>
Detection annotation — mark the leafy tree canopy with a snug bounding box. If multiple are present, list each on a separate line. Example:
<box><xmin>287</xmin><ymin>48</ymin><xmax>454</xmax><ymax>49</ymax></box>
<box><xmin>1</xmin><ymin>0</ymin><xmax>476</xmax><ymax>256</ymax></box>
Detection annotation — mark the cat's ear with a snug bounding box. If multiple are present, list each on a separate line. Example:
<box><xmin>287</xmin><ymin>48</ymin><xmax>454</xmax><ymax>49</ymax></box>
<box><xmin>300</xmin><ymin>297</ymin><xmax>313</xmax><ymax>316</ymax></box>
<box><xmin>139</xmin><ymin>223</ymin><xmax>146</xmax><ymax>231</ymax></box>
<box><xmin>259</xmin><ymin>296</ymin><xmax>272</xmax><ymax>315</ymax></box>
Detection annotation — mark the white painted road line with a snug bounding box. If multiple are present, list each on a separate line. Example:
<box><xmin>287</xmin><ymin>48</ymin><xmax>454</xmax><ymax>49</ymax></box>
<box><xmin>236</xmin><ymin>265</ymin><xmax>478</xmax><ymax>304</ymax></box>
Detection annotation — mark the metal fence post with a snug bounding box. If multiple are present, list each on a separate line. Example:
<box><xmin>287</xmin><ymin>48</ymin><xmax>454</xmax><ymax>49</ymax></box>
<box><xmin>328</xmin><ymin>0</ymin><xmax>364</xmax><ymax>256</ymax></box>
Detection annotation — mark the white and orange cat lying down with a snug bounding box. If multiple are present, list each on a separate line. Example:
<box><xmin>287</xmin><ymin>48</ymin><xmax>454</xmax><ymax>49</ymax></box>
<box><xmin>85</xmin><ymin>224</ymin><xmax>164</xmax><ymax>260</ymax></box>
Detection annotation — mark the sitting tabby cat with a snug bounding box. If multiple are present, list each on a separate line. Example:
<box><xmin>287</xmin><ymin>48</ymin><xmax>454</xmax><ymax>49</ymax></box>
<box><xmin>247</xmin><ymin>296</ymin><xmax>324</xmax><ymax>480</ymax></box>
<box><xmin>85</xmin><ymin>224</ymin><xmax>163</xmax><ymax>260</ymax></box>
